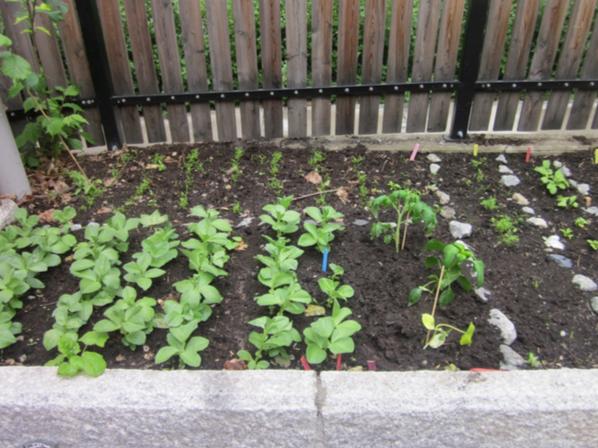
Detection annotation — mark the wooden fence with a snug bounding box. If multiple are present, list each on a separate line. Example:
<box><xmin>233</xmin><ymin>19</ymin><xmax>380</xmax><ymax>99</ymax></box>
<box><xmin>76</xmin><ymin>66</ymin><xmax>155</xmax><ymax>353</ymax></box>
<box><xmin>2</xmin><ymin>0</ymin><xmax>598</xmax><ymax>148</ymax></box>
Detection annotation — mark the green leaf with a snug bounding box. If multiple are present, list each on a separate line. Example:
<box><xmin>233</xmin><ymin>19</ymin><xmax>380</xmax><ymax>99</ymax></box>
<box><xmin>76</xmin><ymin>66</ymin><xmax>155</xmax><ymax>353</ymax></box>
<box><xmin>155</xmin><ymin>346</ymin><xmax>178</xmax><ymax>364</ymax></box>
<box><xmin>408</xmin><ymin>287</ymin><xmax>423</xmax><ymax>305</ymax></box>
<box><xmin>421</xmin><ymin>313</ymin><xmax>435</xmax><ymax>331</ymax></box>
<box><xmin>443</xmin><ymin>244</ymin><xmax>459</xmax><ymax>268</ymax></box>
<box><xmin>57</xmin><ymin>361</ymin><xmax>80</xmax><ymax>377</ymax></box>
<box><xmin>427</xmin><ymin>332</ymin><xmax>447</xmax><ymax>349</ymax></box>
<box><xmin>439</xmin><ymin>287</ymin><xmax>455</xmax><ymax>307</ymax></box>
<box><xmin>459</xmin><ymin>323</ymin><xmax>475</xmax><ymax>346</ymax></box>
<box><xmin>80</xmin><ymin>351</ymin><xmax>106</xmax><ymax>377</ymax></box>
<box><xmin>329</xmin><ymin>337</ymin><xmax>355</xmax><ymax>354</ymax></box>
<box><xmin>297</xmin><ymin>233</ymin><xmax>316</xmax><ymax>247</ymax></box>
<box><xmin>180</xmin><ymin>349</ymin><xmax>201</xmax><ymax>367</ymax></box>
<box><xmin>80</xmin><ymin>331</ymin><xmax>109</xmax><ymax>348</ymax></box>
<box><xmin>186</xmin><ymin>336</ymin><xmax>209</xmax><ymax>353</ymax></box>
<box><xmin>306</xmin><ymin>345</ymin><xmax>327</xmax><ymax>364</ymax></box>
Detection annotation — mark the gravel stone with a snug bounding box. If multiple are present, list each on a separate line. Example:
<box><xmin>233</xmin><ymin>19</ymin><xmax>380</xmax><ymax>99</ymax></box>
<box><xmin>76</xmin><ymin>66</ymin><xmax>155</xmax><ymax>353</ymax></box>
<box><xmin>426</xmin><ymin>154</ymin><xmax>441</xmax><ymax>163</ymax></box>
<box><xmin>575</xmin><ymin>183</ymin><xmax>590</xmax><ymax>196</ymax></box>
<box><xmin>474</xmin><ymin>287</ymin><xmax>492</xmax><ymax>303</ymax></box>
<box><xmin>522</xmin><ymin>207</ymin><xmax>535</xmax><ymax>215</ymax></box>
<box><xmin>547</xmin><ymin>254</ymin><xmax>573</xmax><ymax>269</ymax></box>
<box><xmin>449</xmin><ymin>221</ymin><xmax>472</xmax><ymax>239</ymax></box>
<box><xmin>429</xmin><ymin>163</ymin><xmax>441</xmax><ymax>175</ymax></box>
<box><xmin>572</xmin><ymin>274</ymin><xmax>597</xmax><ymax>292</ymax></box>
<box><xmin>435</xmin><ymin>191</ymin><xmax>450</xmax><ymax>205</ymax></box>
<box><xmin>544</xmin><ymin>235</ymin><xmax>565</xmax><ymax>251</ymax></box>
<box><xmin>0</xmin><ymin>199</ymin><xmax>17</xmax><ymax>230</ymax></box>
<box><xmin>439</xmin><ymin>206</ymin><xmax>456</xmax><ymax>220</ymax></box>
<box><xmin>499</xmin><ymin>165</ymin><xmax>513</xmax><ymax>174</ymax></box>
<box><xmin>495</xmin><ymin>154</ymin><xmax>508</xmax><ymax>164</ymax></box>
<box><xmin>526</xmin><ymin>217</ymin><xmax>548</xmax><ymax>228</ymax></box>
<box><xmin>499</xmin><ymin>344</ymin><xmax>526</xmax><ymax>370</ymax></box>
<box><xmin>353</xmin><ymin>219</ymin><xmax>370</xmax><ymax>226</ymax></box>
<box><xmin>501</xmin><ymin>175</ymin><xmax>521</xmax><ymax>187</ymax></box>
<box><xmin>583</xmin><ymin>206</ymin><xmax>598</xmax><ymax>217</ymax></box>
<box><xmin>236</xmin><ymin>217</ymin><xmax>254</xmax><ymax>228</ymax></box>
<box><xmin>488</xmin><ymin>309</ymin><xmax>517</xmax><ymax>345</ymax></box>
<box><xmin>512</xmin><ymin>193</ymin><xmax>529</xmax><ymax>206</ymax></box>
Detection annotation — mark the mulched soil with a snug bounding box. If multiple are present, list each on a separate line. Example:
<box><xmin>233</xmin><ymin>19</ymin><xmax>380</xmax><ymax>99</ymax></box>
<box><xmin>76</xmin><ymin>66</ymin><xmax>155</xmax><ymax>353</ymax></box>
<box><xmin>2</xmin><ymin>142</ymin><xmax>597</xmax><ymax>371</ymax></box>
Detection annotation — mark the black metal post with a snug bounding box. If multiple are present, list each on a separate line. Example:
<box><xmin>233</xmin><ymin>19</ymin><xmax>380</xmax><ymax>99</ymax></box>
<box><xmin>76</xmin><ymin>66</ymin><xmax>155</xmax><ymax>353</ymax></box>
<box><xmin>74</xmin><ymin>0</ymin><xmax>122</xmax><ymax>149</ymax></box>
<box><xmin>450</xmin><ymin>0</ymin><xmax>491</xmax><ymax>139</ymax></box>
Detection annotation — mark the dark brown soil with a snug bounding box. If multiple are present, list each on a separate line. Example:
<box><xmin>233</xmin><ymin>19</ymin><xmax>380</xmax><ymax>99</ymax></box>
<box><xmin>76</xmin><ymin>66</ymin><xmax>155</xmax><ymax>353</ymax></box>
<box><xmin>2</xmin><ymin>142</ymin><xmax>597</xmax><ymax>371</ymax></box>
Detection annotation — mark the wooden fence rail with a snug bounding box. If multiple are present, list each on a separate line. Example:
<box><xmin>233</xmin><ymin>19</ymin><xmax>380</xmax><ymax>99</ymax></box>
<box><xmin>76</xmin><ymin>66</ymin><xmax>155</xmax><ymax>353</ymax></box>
<box><xmin>2</xmin><ymin>0</ymin><xmax>598</xmax><ymax>148</ymax></box>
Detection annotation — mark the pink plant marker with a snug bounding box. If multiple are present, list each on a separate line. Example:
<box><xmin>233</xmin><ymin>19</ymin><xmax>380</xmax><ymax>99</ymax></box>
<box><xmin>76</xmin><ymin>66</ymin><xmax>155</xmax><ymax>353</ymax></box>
<box><xmin>409</xmin><ymin>143</ymin><xmax>420</xmax><ymax>161</ymax></box>
<box><xmin>300</xmin><ymin>355</ymin><xmax>311</xmax><ymax>371</ymax></box>
<box><xmin>525</xmin><ymin>147</ymin><xmax>533</xmax><ymax>163</ymax></box>
<box><xmin>367</xmin><ymin>360</ymin><xmax>377</xmax><ymax>371</ymax></box>
<box><xmin>336</xmin><ymin>354</ymin><xmax>342</xmax><ymax>371</ymax></box>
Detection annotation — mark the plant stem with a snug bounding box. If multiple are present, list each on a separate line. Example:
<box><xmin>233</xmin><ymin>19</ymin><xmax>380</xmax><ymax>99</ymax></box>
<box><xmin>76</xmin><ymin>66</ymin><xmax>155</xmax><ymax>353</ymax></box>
<box><xmin>395</xmin><ymin>208</ymin><xmax>403</xmax><ymax>253</ymax></box>
<box><xmin>401</xmin><ymin>213</ymin><xmax>410</xmax><ymax>250</ymax></box>
<box><xmin>293</xmin><ymin>188</ymin><xmax>338</xmax><ymax>202</ymax></box>
<box><xmin>426</xmin><ymin>265</ymin><xmax>445</xmax><ymax>345</ymax></box>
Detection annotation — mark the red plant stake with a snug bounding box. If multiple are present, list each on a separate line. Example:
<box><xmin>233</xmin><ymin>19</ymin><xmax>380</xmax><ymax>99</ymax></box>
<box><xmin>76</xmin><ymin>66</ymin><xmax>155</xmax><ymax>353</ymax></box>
<box><xmin>367</xmin><ymin>360</ymin><xmax>377</xmax><ymax>371</ymax></box>
<box><xmin>525</xmin><ymin>147</ymin><xmax>533</xmax><ymax>163</ymax></box>
<box><xmin>300</xmin><ymin>355</ymin><xmax>311</xmax><ymax>371</ymax></box>
<box><xmin>336</xmin><ymin>354</ymin><xmax>342</xmax><ymax>371</ymax></box>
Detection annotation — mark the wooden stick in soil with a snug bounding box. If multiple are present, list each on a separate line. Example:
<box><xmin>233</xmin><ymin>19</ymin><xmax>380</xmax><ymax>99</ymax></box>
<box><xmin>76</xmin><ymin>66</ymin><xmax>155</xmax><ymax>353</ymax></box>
<box><xmin>292</xmin><ymin>188</ymin><xmax>338</xmax><ymax>201</ymax></box>
<box><xmin>426</xmin><ymin>264</ymin><xmax>446</xmax><ymax>345</ymax></box>
<box><xmin>401</xmin><ymin>214</ymin><xmax>410</xmax><ymax>250</ymax></box>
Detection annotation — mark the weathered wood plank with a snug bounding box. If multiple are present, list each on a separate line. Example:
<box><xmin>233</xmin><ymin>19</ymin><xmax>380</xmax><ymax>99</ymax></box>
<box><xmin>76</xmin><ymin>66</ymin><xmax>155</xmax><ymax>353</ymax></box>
<box><xmin>151</xmin><ymin>0</ymin><xmax>190</xmax><ymax>143</ymax></box>
<box><xmin>311</xmin><ymin>0</ymin><xmax>333</xmax><ymax>136</ymax></box>
<box><xmin>285</xmin><ymin>0</ymin><xmax>307</xmax><ymax>137</ymax></box>
<box><xmin>406</xmin><ymin>0</ymin><xmax>441</xmax><ymax>132</ymax></box>
<box><xmin>33</xmin><ymin>14</ymin><xmax>67</xmax><ymax>88</ymax></box>
<box><xmin>542</xmin><ymin>0</ymin><xmax>597</xmax><ymax>130</ymax></box>
<box><xmin>179</xmin><ymin>0</ymin><xmax>213</xmax><ymax>141</ymax></box>
<box><xmin>427</xmin><ymin>0</ymin><xmax>465</xmax><ymax>132</ymax></box>
<box><xmin>358</xmin><ymin>0</ymin><xmax>386</xmax><ymax>135</ymax></box>
<box><xmin>259</xmin><ymin>0</ymin><xmax>283</xmax><ymax>138</ymax></box>
<box><xmin>59</xmin><ymin>0</ymin><xmax>104</xmax><ymax>144</ymax></box>
<box><xmin>232</xmin><ymin>0</ymin><xmax>260</xmax><ymax>139</ymax></box>
<box><xmin>517</xmin><ymin>0</ymin><xmax>569</xmax><ymax>132</ymax></box>
<box><xmin>205</xmin><ymin>0</ymin><xmax>237</xmax><ymax>142</ymax></box>
<box><xmin>568</xmin><ymin>20</ymin><xmax>598</xmax><ymax>129</ymax></box>
<box><xmin>335</xmin><ymin>0</ymin><xmax>360</xmax><ymax>135</ymax></box>
<box><xmin>382</xmin><ymin>0</ymin><xmax>413</xmax><ymax>134</ymax></box>
<box><xmin>493</xmin><ymin>0</ymin><xmax>540</xmax><ymax>131</ymax></box>
<box><xmin>468</xmin><ymin>0</ymin><xmax>513</xmax><ymax>131</ymax></box>
<box><xmin>97</xmin><ymin>0</ymin><xmax>143</xmax><ymax>143</ymax></box>
<box><xmin>124</xmin><ymin>0</ymin><xmax>167</xmax><ymax>143</ymax></box>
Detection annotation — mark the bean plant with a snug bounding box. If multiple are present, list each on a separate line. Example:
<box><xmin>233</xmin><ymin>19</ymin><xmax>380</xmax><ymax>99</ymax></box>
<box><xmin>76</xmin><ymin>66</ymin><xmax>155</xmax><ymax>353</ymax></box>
<box><xmin>298</xmin><ymin>206</ymin><xmax>344</xmax><ymax>253</ymax></box>
<box><xmin>370</xmin><ymin>184</ymin><xmax>437</xmax><ymax>253</ymax></box>
<box><xmin>534</xmin><ymin>161</ymin><xmax>569</xmax><ymax>195</ymax></box>
<box><xmin>409</xmin><ymin>240</ymin><xmax>484</xmax><ymax>349</ymax></box>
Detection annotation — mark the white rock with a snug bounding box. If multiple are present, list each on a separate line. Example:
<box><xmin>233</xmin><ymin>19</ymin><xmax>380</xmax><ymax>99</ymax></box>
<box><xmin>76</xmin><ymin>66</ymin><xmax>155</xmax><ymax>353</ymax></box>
<box><xmin>512</xmin><ymin>193</ymin><xmax>529</xmax><ymax>206</ymax></box>
<box><xmin>435</xmin><ymin>191</ymin><xmax>450</xmax><ymax>205</ymax></box>
<box><xmin>583</xmin><ymin>206</ymin><xmax>598</xmax><ymax>217</ymax></box>
<box><xmin>70</xmin><ymin>224</ymin><xmax>83</xmax><ymax>232</ymax></box>
<box><xmin>495</xmin><ymin>154</ymin><xmax>508</xmax><ymax>164</ymax></box>
<box><xmin>575</xmin><ymin>183</ymin><xmax>590</xmax><ymax>196</ymax></box>
<box><xmin>488</xmin><ymin>309</ymin><xmax>517</xmax><ymax>345</ymax></box>
<box><xmin>553</xmin><ymin>160</ymin><xmax>563</xmax><ymax>168</ymax></box>
<box><xmin>544</xmin><ymin>235</ymin><xmax>565</xmax><ymax>251</ymax></box>
<box><xmin>427</xmin><ymin>154</ymin><xmax>441</xmax><ymax>163</ymax></box>
<box><xmin>440</xmin><ymin>206</ymin><xmax>456</xmax><ymax>220</ymax></box>
<box><xmin>474</xmin><ymin>287</ymin><xmax>492</xmax><ymax>303</ymax></box>
<box><xmin>591</xmin><ymin>297</ymin><xmax>598</xmax><ymax>314</ymax></box>
<box><xmin>449</xmin><ymin>221</ymin><xmax>472</xmax><ymax>239</ymax></box>
<box><xmin>501</xmin><ymin>175</ymin><xmax>521</xmax><ymax>187</ymax></box>
<box><xmin>526</xmin><ymin>217</ymin><xmax>548</xmax><ymax>228</ymax></box>
<box><xmin>572</xmin><ymin>274</ymin><xmax>597</xmax><ymax>292</ymax></box>
<box><xmin>353</xmin><ymin>219</ymin><xmax>370</xmax><ymax>226</ymax></box>
<box><xmin>561</xmin><ymin>166</ymin><xmax>572</xmax><ymax>177</ymax></box>
<box><xmin>429</xmin><ymin>163</ymin><xmax>441</xmax><ymax>175</ymax></box>
<box><xmin>499</xmin><ymin>165</ymin><xmax>513</xmax><ymax>174</ymax></box>
<box><xmin>0</xmin><ymin>199</ymin><xmax>17</xmax><ymax>230</ymax></box>
<box><xmin>522</xmin><ymin>207</ymin><xmax>535</xmax><ymax>215</ymax></box>
<box><xmin>499</xmin><ymin>344</ymin><xmax>526</xmax><ymax>370</ymax></box>
<box><xmin>236</xmin><ymin>217</ymin><xmax>254</xmax><ymax>228</ymax></box>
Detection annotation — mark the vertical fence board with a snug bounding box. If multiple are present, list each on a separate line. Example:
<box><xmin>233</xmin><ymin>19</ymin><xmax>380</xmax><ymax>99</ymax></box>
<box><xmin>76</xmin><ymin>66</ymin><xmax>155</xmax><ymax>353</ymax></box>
<box><xmin>493</xmin><ymin>0</ymin><xmax>540</xmax><ymax>131</ymax></box>
<box><xmin>406</xmin><ymin>0</ymin><xmax>441</xmax><ymax>132</ymax></box>
<box><xmin>517</xmin><ymin>0</ymin><xmax>569</xmax><ymax>132</ymax></box>
<box><xmin>311</xmin><ymin>0</ymin><xmax>333</xmax><ymax>136</ymax></box>
<box><xmin>97</xmin><ymin>0</ymin><xmax>143</xmax><ymax>143</ymax></box>
<box><xmin>335</xmin><ymin>0</ymin><xmax>360</xmax><ymax>135</ymax></box>
<box><xmin>151</xmin><ymin>0</ymin><xmax>190</xmax><ymax>143</ymax></box>
<box><xmin>382</xmin><ymin>0</ymin><xmax>413</xmax><ymax>134</ymax></box>
<box><xmin>358</xmin><ymin>0</ymin><xmax>386</xmax><ymax>135</ymax></box>
<box><xmin>232</xmin><ymin>0</ymin><xmax>260</xmax><ymax>139</ymax></box>
<box><xmin>179</xmin><ymin>0</ymin><xmax>213</xmax><ymax>142</ymax></box>
<box><xmin>285</xmin><ymin>0</ymin><xmax>307</xmax><ymax>137</ymax></box>
<box><xmin>59</xmin><ymin>0</ymin><xmax>104</xmax><ymax>144</ymax></box>
<box><xmin>427</xmin><ymin>0</ymin><xmax>465</xmax><ymax>132</ymax></box>
<box><xmin>124</xmin><ymin>0</ymin><xmax>167</xmax><ymax>143</ymax></box>
<box><xmin>468</xmin><ymin>0</ymin><xmax>513</xmax><ymax>131</ymax></box>
<box><xmin>205</xmin><ymin>0</ymin><xmax>237</xmax><ymax>141</ymax></box>
<box><xmin>542</xmin><ymin>0</ymin><xmax>597</xmax><ymax>130</ymax></box>
<box><xmin>260</xmin><ymin>0</ymin><xmax>283</xmax><ymax>138</ymax></box>
<box><xmin>568</xmin><ymin>23</ymin><xmax>598</xmax><ymax>129</ymax></box>
<box><xmin>33</xmin><ymin>14</ymin><xmax>67</xmax><ymax>88</ymax></box>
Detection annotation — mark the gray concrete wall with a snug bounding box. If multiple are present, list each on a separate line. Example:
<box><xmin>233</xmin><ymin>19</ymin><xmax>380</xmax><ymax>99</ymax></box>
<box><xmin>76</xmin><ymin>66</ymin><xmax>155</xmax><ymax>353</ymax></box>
<box><xmin>1</xmin><ymin>367</ymin><xmax>597</xmax><ymax>448</ymax></box>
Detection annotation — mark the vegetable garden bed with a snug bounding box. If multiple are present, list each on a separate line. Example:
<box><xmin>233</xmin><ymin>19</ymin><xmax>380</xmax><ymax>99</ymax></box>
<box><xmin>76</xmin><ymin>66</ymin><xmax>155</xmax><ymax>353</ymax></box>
<box><xmin>1</xmin><ymin>142</ymin><xmax>597</xmax><ymax>374</ymax></box>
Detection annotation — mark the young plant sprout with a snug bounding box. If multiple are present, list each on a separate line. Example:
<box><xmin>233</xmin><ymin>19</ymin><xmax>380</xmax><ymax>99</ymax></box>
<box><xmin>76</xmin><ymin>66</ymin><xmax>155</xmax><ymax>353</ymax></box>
<box><xmin>369</xmin><ymin>184</ymin><xmax>437</xmax><ymax>253</ymax></box>
<box><xmin>534</xmin><ymin>160</ymin><xmax>569</xmax><ymax>195</ymax></box>
<box><xmin>409</xmin><ymin>240</ymin><xmax>483</xmax><ymax>349</ymax></box>
<box><xmin>298</xmin><ymin>206</ymin><xmax>344</xmax><ymax>253</ymax></box>
<box><xmin>259</xmin><ymin>196</ymin><xmax>301</xmax><ymax>237</ymax></box>
<box><xmin>318</xmin><ymin>263</ymin><xmax>354</xmax><ymax>308</ymax></box>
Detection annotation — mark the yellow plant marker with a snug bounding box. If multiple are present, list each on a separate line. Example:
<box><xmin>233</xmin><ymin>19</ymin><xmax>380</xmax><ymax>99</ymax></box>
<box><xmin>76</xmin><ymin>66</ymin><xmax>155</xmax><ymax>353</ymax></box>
<box><xmin>594</xmin><ymin>148</ymin><xmax>598</xmax><ymax>164</ymax></box>
<box><xmin>473</xmin><ymin>144</ymin><xmax>479</xmax><ymax>157</ymax></box>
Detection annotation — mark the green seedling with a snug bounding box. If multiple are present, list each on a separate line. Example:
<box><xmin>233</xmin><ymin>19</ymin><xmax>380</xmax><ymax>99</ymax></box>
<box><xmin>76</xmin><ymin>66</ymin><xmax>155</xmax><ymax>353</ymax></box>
<box><xmin>269</xmin><ymin>151</ymin><xmax>284</xmax><ymax>193</ymax></box>
<box><xmin>90</xmin><ymin>287</ymin><xmax>156</xmax><ymax>348</ymax></box>
<box><xmin>556</xmin><ymin>195</ymin><xmax>578</xmax><ymax>209</ymax></box>
<box><xmin>351</xmin><ymin>155</ymin><xmax>365</xmax><ymax>169</ymax></box>
<box><xmin>298</xmin><ymin>206</ymin><xmax>345</xmax><ymax>253</ymax></box>
<box><xmin>491</xmin><ymin>215</ymin><xmax>519</xmax><ymax>247</ymax></box>
<box><xmin>471</xmin><ymin>157</ymin><xmax>486</xmax><ymax>183</ymax></box>
<box><xmin>238</xmin><ymin>315</ymin><xmax>301</xmax><ymax>369</ymax></box>
<box><xmin>480</xmin><ymin>196</ymin><xmax>498</xmax><ymax>211</ymax></box>
<box><xmin>370</xmin><ymin>185</ymin><xmax>437</xmax><ymax>252</ymax></box>
<box><xmin>232</xmin><ymin>201</ymin><xmax>242</xmax><ymax>215</ymax></box>
<box><xmin>155</xmin><ymin>320</ymin><xmax>209</xmax><ymax>368</ymax></box>
<box><xmin>46</xmin><ymin>333</ymin><xmax>106</xmax><ymax>378</ymax></box>
<box><xmin>527</xmin><ymin>352</ymin><xmax>542</xmax><ymax>368</ymax></box>
<box><xmin>303</xmin><ymin>302</ymin><xmax>361</xmax><ymax>364</ymax></box>
<box><xmin>534</xmin><ymin>160</ymin><xmax>569</xmax><ymax>195</ymax></box>
<box><xmin>151</xmin><ymin>153</ymin><xmax>166</xmax><ymax>172</ymax></box>
<box><xmin>259</xmin><ymin>196</ymin><xmax>301</xmax><ymax>237</ymax></box>
<box><xmin>357</xmin><ymin>171</ymin><xmax>369</xmax><ymax>205</ymax></box>
<box><xmin>68</xmin><ymin>170</ymin><xmax>104</xmax><ymax>209</ymax></box>
<box><xmin>308</xmin><ymin>149</ymin><xmax>326</xmax><ymax>170</ymax></box>
<box><xmin>560</xmin><ymin>227</ymin><xmax>574</xmax><ymax>240</ymax></box>
<box><xmin>318</xmin><ymin>263</ymin><xmax>354</xmax><ymax>308</ymax></box>
<box><xmin>256</xmin><ymin>236</ymin><xmax>304</xmax><ymax>289</ymax></box>
<box><xmin>421</xmin><ymin>313</ymin><xmax>475</xmax><ymax>349</ymax></box>
<box><xmin>230</xmin><ymin>147</ymin><xmax>245</xmax><ymax>183</ymax></box>
<box><xmin>256</xmin><ymin>282</ymin><xmax>312</xmax><ymax>315</ymax></box>
<box><xmin>574</xmin><ymin>217</ymin><xmax>589</xmax><ymax>229</ymax></box>
<box><xmin>179</xmin><ymin>148</ymin><xmax>204</xmax><ymax>208</ymax></box>
<box><xmin>588</xmin><ymin>239</ymin><xmax>598</xmax><ymax>251</ymax></box>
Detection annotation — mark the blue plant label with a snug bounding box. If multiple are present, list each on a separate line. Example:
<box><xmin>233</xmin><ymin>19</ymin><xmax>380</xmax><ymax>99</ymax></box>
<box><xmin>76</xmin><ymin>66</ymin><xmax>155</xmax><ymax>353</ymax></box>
<box><xmin>322</xmin><ymin>248</ymin><xmax>330</xmax><ymax>273</ymax></box>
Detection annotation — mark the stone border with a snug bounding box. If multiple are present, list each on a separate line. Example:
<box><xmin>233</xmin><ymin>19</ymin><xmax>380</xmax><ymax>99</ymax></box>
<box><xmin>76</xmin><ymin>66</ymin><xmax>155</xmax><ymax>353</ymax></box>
<box><xmin>1</xmin><ymin>367</ymin><xmax>597</xmax><ymax>447</ymax></box>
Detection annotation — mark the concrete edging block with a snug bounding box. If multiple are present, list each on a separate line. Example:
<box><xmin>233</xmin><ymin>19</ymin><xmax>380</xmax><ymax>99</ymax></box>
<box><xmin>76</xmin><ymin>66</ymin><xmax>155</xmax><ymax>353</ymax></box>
<box><xmin>319</xmin><ymin>370</ymin><xmax>598</xmax><ymax>448</ymax></box>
